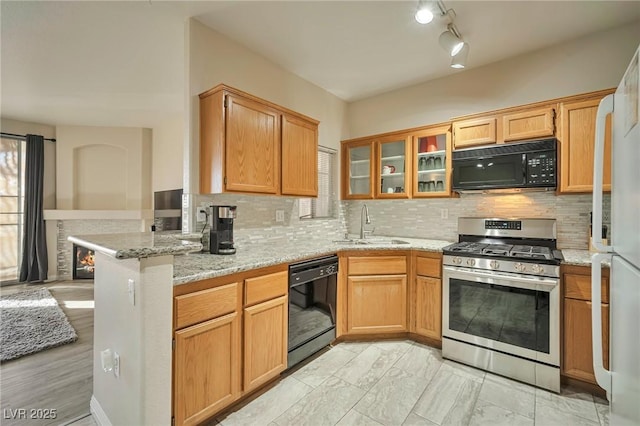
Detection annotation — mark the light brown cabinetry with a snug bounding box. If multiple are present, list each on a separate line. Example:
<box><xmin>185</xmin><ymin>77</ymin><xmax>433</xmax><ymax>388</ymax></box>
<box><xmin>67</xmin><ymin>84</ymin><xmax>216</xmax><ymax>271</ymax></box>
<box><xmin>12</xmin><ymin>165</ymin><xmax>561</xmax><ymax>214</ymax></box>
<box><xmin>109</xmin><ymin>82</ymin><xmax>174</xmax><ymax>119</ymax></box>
<box><xmin>562</xmin><ymin>265</ymin><xmax>610</xmax><ymax>388</ymax></box>
<box><xmin>173</xmin><ymin>282</ymin><xmax>241</xmax><ymax>426</ymax></box>
<box><xmin>411</xmin><ymin>252</ymin><xmax>442</xmax><ymax>343</ymax></box>
<box><xmin>558</xmin><ymin>94</ymin><xmax>613</xmax><ymax>193</ymax></box>
<box><xmin>199</xmin><ymin>84</ymin><xmax>319</xmax><ymax>196</ymax></box>
<box><xmin>341</xmin><ymin>123</ymin><xmax>452</xmax><ymax>200</ymax></box>
<box><xmin>343</xmin><ymin>254</ymin><xmax>408</xmax><ymax>334</ymax></box>
<box><xmin>452</xmin><ymin>106</ymin><xmax>555</xmax><ymax>149</ymax></box>
<box><xmin>243</xmin><ymin>271</ymin><xmax>288</xmax><ymax>393</ymax></box>
<box><xmin>173</xmin><ymin>267</ymin><xmax>288</xmax><ymax>426</ymax></box>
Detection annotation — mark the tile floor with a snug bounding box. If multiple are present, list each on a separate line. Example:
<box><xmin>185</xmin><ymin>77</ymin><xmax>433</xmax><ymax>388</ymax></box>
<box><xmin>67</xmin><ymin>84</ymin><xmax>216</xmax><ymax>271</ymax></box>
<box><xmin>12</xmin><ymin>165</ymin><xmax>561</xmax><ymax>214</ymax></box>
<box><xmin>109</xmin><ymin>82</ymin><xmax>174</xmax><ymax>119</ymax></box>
<box><xmin>215</xmin><ymin>340</ymin><xmax>609</xmax><ymax>426</ymax></box>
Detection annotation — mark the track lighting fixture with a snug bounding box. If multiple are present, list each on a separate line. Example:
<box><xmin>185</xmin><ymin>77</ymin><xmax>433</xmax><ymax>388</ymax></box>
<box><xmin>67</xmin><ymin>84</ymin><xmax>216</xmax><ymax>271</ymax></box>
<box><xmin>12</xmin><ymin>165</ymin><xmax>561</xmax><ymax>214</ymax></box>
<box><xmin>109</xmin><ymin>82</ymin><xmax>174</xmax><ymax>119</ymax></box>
<box><xmin>439</xmin><ymin>24</ymin><xmax>464</xmax><ymax>56</ymax></box>
<box><xmin>415</xmin><ymin>1</ymin><xmax>434</xmax><ymax>24</ymax></box>
<box><xmin>450</xmin><ymin>43</ymin><xmax>469</xmax><ymax>69</ymax></box>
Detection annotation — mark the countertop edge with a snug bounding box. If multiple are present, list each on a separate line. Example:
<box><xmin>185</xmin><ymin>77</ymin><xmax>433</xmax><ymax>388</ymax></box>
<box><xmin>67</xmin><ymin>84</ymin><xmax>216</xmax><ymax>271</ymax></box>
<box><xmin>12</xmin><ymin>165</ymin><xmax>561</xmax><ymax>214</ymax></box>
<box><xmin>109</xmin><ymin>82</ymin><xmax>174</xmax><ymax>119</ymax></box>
<box><xmin>68</xmin><ymin>235</ymin><xmax>203</xmax><ymax>259</ymax></box>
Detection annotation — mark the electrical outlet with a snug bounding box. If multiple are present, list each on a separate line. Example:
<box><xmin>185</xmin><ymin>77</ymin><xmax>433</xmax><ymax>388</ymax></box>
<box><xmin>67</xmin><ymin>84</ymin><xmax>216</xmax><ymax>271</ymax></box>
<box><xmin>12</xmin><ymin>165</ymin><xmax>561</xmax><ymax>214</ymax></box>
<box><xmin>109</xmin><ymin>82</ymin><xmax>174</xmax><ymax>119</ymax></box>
<box><xmin>113</xmin><ymin>352</ymin><xmax>120</xmax><ymax>378</ymax></box>
<box><xmin>197</xmin><ymin>207</ymin><xmax>207</xmax><ymax>222</ymax></box>
<box><xmin>441</xmin><ymin>208</ymin><xmax>448</xmax><ymax>219</ymax></box>
<box><xmin>128</xmin><ymin>279</ymin><xmax>135</xmax><ymax>306</ymax></box>
<box><xmin>275</xmin><ymin>210</ymin><xmax>285</xmax><ymax>223</ymax></box>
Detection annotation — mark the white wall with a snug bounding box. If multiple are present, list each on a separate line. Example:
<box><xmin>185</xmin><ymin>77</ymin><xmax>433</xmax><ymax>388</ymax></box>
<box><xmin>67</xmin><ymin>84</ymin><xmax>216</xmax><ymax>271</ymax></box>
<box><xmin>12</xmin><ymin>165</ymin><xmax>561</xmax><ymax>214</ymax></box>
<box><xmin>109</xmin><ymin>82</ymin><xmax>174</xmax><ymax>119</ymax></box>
<box><xmin>1</xmin><ymin>118</ymin><xmax>56</xmax><ymax>209</ymax></box>
<box><xmin>347</xmin><ymin>21</ymin><xmax>640</xmax><ymax>138</ymax></box>
<box><xmin>185</xmin><ymin>18</ymin><xmax>348</xmax><ymax>196</ymax></box>
<box><xmin>152</xmin><ymin>115</ymin><xmax>183</xmax><ymax>192</ymax></box>
<box><xmin>56</xmin><ymin>125</ymin><xmax>152</xmax><ymax>210</ymax></box>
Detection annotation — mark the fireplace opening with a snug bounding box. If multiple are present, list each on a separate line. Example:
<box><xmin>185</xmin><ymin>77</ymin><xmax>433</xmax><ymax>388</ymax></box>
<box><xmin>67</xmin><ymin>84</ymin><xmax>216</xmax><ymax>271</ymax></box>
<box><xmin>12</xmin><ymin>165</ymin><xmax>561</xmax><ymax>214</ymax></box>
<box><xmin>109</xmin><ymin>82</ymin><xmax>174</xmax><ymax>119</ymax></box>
<box><xmin>73</xmin><ymin>244</ymin><xmax>95</xmax><ymax>280</ymax></box>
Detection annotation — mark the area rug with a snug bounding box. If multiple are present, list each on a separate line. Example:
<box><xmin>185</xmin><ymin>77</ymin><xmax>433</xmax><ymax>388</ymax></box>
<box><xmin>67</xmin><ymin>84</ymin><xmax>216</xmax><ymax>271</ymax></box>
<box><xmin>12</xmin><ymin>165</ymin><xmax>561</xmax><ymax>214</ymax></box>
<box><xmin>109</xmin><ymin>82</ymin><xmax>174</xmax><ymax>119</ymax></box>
<box><xmin>0</xmin><ymin>288</ymin><xmax>78</xmax><ymax>362</ymax></box>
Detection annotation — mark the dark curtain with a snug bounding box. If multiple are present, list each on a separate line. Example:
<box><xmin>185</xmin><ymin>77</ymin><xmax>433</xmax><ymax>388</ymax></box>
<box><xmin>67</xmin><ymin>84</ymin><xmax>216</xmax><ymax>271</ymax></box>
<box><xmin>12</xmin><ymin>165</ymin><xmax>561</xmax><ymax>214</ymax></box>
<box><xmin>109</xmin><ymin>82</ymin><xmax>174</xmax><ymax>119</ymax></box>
<box><xmin>19</xmin><ymin>134</ymin><xmax>48</xmax><ymax>282</ymax></box>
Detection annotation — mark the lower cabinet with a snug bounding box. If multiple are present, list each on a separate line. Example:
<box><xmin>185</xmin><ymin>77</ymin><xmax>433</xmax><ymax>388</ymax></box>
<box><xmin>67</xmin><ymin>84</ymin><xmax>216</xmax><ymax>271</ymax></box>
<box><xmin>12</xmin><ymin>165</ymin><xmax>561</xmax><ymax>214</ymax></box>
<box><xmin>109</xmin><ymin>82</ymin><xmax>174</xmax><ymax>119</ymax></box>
<box><xmin>412</xmin><ymin>252</ymin><xmax>443</xmax><ymax>343</ymax></box>
<box><xmin>561</xmin><ymin>265</ymin><xmax>610</xmax><ymax>388</ymax></box>
<box><xmin>173</xmin><ymin>268</ymin><xmax>288</xmax><ymax>426</ymax></box>
<box><xmin>343</xmin><ymin>254</ymin><xmax>408</xmax><ymax>334</ymax></box>
<box><xmin>174</xmin><ymin>312</ymin><xmax>241</xmax><ymax>426</ymax></box>
<box><xmin>244</xmin><ymin>295</ymin><xmax>288</xmax><ymax>392</ymax></box>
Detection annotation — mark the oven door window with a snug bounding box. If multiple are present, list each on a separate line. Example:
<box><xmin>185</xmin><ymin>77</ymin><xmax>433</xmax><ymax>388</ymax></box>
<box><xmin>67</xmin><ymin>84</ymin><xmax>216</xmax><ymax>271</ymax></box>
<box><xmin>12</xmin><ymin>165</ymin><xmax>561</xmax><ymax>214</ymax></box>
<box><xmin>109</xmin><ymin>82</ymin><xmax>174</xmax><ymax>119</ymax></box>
<box><xmin>289</xmin><ymin>275</ymin><xmax>336</xmax><ymax>351</ymax></box>
<box><xmin>449</xmin><ymin>278</ymin><xmax>549</xmax><ymax>353</ymax></box>
<box><xmin>453</xmin><ymin>154</ymin><xmax>525</xmax><ymax>190</ymax></box>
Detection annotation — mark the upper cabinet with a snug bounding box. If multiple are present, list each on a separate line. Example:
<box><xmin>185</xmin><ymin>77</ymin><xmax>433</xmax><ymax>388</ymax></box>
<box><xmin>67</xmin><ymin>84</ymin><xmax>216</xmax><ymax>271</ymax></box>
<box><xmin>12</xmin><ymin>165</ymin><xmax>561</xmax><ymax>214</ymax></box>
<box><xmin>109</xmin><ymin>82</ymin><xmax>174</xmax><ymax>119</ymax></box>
<box><xmin>452</xmin><ymin>106</ymin><xmax>556</xmax><ymax>150</ymax></box>
<box><xmin>558</xmin><ymin>92</ymin><xmax>613</xmax><ymax>193</ymax></box>
<box><xmin>199</xmin><ymin>85</ymin><xmax>319</xmax><ymax>197</ymax></box>
<box><xmin>341</xmin><ymin>123</ymin><xmax>452</xmax><ymax>200</ymax></box>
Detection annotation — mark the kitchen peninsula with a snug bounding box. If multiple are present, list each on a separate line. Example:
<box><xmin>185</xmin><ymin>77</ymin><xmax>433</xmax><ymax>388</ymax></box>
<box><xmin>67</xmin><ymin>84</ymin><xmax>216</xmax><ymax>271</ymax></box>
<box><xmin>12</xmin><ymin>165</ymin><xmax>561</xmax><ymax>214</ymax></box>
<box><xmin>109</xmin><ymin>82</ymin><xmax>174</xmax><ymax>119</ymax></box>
<box><xmin>68</xmin><ymin>231</ymin><xmax>452</xmax><ymax>425</ymax></box>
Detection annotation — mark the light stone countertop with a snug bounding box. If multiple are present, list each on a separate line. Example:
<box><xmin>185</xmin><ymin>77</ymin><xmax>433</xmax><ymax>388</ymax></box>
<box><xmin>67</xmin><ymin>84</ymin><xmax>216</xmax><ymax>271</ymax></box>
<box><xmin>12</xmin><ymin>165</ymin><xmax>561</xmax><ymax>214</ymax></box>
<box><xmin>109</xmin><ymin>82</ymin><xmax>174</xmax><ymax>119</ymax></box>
<box><xmin>68</xmin><ymin>232</ymin><xmax>203</xmax><ymax>259</ymax></box>
<box><xmin>173</xmin><ymin>236</ymin><xmax>453</xmax><ymax>285</ymax></box>
<box><xmin>560</xmin><ymin>249</ymin><xmax>611</xmax><ymax>267</ymax></box>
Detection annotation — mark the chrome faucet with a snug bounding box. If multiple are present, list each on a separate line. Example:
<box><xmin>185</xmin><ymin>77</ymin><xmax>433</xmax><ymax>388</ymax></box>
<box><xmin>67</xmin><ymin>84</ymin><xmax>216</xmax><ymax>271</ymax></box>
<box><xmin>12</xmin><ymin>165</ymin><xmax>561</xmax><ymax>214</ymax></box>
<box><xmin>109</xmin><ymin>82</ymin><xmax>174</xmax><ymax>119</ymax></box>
<box><xmin>360</xmin><ymin>204</ymin><xmax>371</xmax><ymax>239</ymax></box>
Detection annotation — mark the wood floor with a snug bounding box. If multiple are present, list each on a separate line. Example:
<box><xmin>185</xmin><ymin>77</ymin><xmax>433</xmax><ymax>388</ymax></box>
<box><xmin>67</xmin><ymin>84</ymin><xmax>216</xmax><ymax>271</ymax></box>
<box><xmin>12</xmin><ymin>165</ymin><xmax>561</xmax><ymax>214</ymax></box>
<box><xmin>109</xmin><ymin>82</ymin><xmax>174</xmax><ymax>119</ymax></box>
<box><xmin>0</xmin><ymin>280</ymin><xmax>95</xmax><ymax>426</ymax></box>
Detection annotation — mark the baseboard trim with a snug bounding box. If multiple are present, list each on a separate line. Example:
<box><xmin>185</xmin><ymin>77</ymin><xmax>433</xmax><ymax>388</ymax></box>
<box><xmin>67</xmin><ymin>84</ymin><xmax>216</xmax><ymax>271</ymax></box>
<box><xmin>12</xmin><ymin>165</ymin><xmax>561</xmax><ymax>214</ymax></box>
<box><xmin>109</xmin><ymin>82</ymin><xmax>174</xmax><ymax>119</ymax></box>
<box><xmin>90</xmin><ymin>395</ymin><xmax>112</xmax><ymax>426</ymax></box>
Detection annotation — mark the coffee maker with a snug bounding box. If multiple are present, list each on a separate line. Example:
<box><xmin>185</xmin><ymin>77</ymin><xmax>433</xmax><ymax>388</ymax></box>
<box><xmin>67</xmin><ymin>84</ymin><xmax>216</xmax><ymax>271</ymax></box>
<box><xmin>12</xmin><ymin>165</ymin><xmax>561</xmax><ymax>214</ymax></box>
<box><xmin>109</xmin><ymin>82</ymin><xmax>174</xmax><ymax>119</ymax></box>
<box><xmin>209</xmin><ymin>205</ymin><xmax>237</xmax><ymax>255</ymax></box>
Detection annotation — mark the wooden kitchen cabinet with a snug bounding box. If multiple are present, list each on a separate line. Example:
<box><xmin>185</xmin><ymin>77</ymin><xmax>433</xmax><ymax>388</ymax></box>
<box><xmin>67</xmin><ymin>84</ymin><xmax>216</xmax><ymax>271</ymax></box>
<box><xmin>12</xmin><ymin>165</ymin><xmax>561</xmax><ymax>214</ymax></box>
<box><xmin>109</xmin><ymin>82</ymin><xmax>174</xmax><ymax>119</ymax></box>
<box><xmin>452</xmin><ymin>106</ymin><xmax>555</xmax><ymax>149</ymax></box>
<box><xmin>199</xmin><ymin>84</ymin><xmax>319</xmax><ymax>196</ymax></box>
<box><xmin>558</xmin><ymin>94</ymin><xmax>613</xmax><ymax>193</ymax></box>
<box><xmin>344</xmin><ymin>254</ymin><xmax>408</xmax><ymax>334</ymax></box>
<box><xmin>411</xmin><ymin>252</ymin><xmax>443</xmax><ymax>344</ymax></box>
<box><xmin>452</xmin><ymin>117</ymin><xmax>497</xmax><ymax>148</ymax></box>
<box><xmin>173</xmin><ymin>281</ymin><xmax>242</xmax><ymax>426</ymax></box>
<box><xmin>376</xmin><ymin>134</ymin><xmax>411</xmax><ymax>198</ymax></box>
<box><xmin>411</xmin><ymin>124</ymin><xmax>452</xmax><ymax>198</ymax></box>
<box><xmin>342</xmin><ymin>139</ymin><xmax>375</xmax><ymax>199</ymax></box>
<box><xmin>243</xmin><ymin>270</ymin><xmax>288</xmax><ymax>393</ymax></box>
<box><xmin>562</xmin><ymin>264</ymin><xmax>610</xmax><ymax>388</ymax></box>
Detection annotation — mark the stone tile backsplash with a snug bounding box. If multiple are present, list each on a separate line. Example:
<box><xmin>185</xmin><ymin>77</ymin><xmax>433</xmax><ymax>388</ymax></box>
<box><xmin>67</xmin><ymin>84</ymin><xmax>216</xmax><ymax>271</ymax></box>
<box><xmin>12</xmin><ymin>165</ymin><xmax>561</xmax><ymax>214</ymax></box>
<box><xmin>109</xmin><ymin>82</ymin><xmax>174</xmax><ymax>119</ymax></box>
<box><xmin>195</xmin><ymin>194</ymin><xmax>348</xmax><ymax>245</ymax></box>
<box><xmin>345</xmin><ymin>192</ymin><xmax>611</xmax><ymax>250</ymax></box>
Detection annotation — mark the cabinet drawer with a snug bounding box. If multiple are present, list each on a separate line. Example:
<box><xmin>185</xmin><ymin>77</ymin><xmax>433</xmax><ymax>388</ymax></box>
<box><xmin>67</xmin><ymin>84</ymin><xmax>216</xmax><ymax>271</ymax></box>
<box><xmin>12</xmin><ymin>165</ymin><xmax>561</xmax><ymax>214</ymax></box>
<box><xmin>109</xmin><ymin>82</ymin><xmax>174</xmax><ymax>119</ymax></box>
<box><xmin>348</xmin><ymin>256</ymin><xmax>406</xmax><ymax>275</ymax></box>
<box><xmin>245</xmin><ymin>271</ymin><xmax>288</xmax><ymax>306</ymax></box>
<box><xmin>415</xmin><ymin>256</ymin><xmax>441</xmax><ymax>278</ymax></box>
<box><xmin>175</xmin><ymin>282</ymin><xmax>239</xmax><ymax>330</ymax></box>
<box><xmin>564</xmin><ymin>273</ymin><xmax>609</xmax><ymax>303</ymax></box>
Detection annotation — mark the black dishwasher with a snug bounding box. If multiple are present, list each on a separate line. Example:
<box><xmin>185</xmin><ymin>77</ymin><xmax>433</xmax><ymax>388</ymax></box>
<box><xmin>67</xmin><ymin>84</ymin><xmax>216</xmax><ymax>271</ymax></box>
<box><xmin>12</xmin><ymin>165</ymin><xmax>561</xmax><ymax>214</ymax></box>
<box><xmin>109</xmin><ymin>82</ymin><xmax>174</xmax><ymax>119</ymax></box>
<box><xmin>288</xmin><ymin>255</ymin><xmax>338</xmax><ymax>368</ymax></box>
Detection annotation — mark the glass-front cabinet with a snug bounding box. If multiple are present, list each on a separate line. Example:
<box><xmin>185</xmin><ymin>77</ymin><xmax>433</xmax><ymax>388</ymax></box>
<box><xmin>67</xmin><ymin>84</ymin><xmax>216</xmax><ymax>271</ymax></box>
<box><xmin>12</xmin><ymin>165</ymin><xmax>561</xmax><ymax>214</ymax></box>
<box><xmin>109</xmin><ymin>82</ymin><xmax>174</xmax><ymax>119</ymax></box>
<box><xmin>343</xmin><ymin>140</ymin><xmax>374</xmax><ymax>198</ymax></box>
<box><xmin>376</xmin><ymin>135</ymin><xmax>411</xmax><ymax>198</ymax></box>
<box><xmin>412</xmin><ymin>125</ymin><xmax>451</xmax><ymax>197</ymax></box>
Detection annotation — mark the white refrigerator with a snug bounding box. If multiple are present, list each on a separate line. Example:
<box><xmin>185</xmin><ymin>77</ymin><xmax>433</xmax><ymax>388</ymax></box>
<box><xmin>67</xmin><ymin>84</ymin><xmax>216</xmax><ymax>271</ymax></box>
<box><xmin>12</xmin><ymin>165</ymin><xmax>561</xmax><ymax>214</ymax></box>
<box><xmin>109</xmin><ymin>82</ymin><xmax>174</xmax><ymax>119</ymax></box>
<box><xmin>591</xmin><ymin>44</ymin><xmax>640</xmax><ymax>426</ymax></box>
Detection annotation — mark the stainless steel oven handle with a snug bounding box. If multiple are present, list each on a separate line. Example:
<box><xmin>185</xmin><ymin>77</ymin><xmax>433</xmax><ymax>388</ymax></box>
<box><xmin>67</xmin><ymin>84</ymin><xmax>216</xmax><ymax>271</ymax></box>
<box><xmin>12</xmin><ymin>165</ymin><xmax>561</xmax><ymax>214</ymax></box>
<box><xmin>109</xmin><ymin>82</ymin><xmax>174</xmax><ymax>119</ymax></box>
<box><xmin>443</xmin><ymin>266</ymin><xmax>559</xmax><ymax>291</ymax></box>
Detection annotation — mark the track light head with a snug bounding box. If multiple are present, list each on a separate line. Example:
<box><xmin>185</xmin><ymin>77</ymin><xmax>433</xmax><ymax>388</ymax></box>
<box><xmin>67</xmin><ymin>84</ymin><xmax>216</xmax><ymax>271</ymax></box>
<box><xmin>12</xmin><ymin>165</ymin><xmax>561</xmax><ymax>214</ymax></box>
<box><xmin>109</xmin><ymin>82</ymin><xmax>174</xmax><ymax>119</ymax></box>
<box><xmin>415</xmin><ymin>1</ymin><xmax>434</xmax><ymax>24</ymax></box>
<box><xmin>451</xmin><ymin>43</ymin><xmax>469</xmax><ymax>68</ymax></box>
<box><xmin>439</xmin><ymin>28</ymin><xmax>464</xmax><ymax>56</ymax></box>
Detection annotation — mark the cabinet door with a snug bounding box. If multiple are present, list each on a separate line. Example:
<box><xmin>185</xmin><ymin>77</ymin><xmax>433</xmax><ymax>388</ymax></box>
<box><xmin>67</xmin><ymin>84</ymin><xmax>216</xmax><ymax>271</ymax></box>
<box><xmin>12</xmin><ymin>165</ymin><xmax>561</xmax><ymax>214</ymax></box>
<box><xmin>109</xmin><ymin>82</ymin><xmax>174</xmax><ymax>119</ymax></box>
<box><xmin>562</xmin><ymin>298</ymin><xmax>609</xmax><ymax>385</ymax></box>
<box><xmin>412</xmin><ymin>125</ymin><xmax>451</xmax><ymax>198</ymax></box>
<box><xmin>174</xmin><ymin>312</ymin><xmax>240</xmax><ymax>426</ymax></box>
<box><xmin>377</xmin><ymin>136</ymin><xmax>411</xmax><ymax>198</ymax></box>
<box><xmin>225</xmin><ymin>94</ymin><xmax>279</xmax><ymax>194</ymax></box>
<box><xmin>347</xmin><ymin>275</ymin><xmax>407</xmax><ymax>334</ymax></box>
<box><xmin>281</xmin><ymin>115</ymin><xmax>318</xmax><ymax>196</ymax></box>
<box><xmin>414</xmin><ymin>276</ymin><xmax>442</xmax><ymax>341</ymax></box>
<box><xmin>453</xmin><ymin>117</ymin><xmax>497</xmax><ymax>149</ymax></box>
<box><xmin>503</xmin><ymin>107</ymin><xmax>555</xmax><ymax>142</ymax></box>
<box><xmin>342</xmin><ymin>141</ymin><xmax>374</xmax><ymax>199</ymax></box>
<box><xmin>559</xmin><ymin>98</ymin><xmax>612</xmax><ymax>193</ymax></box>
<box><xmin>243</xmin><ymin>295</ymin><xmax>288</xmax><ymax>393</ymax></box>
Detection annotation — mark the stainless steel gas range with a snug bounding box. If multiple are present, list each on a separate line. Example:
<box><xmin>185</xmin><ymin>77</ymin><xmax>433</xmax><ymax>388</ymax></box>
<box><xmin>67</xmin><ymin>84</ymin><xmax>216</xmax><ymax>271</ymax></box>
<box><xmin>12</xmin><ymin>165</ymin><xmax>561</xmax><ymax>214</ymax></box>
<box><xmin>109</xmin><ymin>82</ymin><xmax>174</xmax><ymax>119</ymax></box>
<box><xmin>442</xmin><ymin>217</ymin><xmax>563</xmax><ymax>392</ymax></box>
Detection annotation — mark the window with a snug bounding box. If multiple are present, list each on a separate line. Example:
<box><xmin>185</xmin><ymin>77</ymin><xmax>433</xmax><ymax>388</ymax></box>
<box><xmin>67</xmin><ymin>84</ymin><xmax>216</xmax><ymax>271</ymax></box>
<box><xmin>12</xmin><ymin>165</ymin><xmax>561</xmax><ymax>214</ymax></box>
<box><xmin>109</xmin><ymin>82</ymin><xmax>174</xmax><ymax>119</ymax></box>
<box><xmin>0</xmin><ymin>137</ymin><xmax>26</xmax><ymax>284</ymax></box>
<box><xmin>299</xmin><ymin>146</ymin><xmax>336</xmax><ymax>219</ymax></box>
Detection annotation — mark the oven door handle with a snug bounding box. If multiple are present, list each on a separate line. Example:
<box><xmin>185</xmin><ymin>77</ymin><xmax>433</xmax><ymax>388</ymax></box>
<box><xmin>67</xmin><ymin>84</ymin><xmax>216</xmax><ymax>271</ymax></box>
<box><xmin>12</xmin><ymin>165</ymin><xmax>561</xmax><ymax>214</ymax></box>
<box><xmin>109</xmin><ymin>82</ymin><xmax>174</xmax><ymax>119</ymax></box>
<box><xmin>443</xmin><ymin>266</ymin><xmax>559</xmax><ymax>292</ymax></box>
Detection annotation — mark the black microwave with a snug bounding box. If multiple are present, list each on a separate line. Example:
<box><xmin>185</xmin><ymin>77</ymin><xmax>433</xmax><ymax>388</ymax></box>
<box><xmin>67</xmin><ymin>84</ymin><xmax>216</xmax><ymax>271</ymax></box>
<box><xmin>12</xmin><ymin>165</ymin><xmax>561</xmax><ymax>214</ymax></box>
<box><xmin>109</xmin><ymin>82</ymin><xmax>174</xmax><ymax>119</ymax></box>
<box><xmin>452</xmin><ymin>139</ymin><xmax>557</xmax><ymax>192</ymax></box>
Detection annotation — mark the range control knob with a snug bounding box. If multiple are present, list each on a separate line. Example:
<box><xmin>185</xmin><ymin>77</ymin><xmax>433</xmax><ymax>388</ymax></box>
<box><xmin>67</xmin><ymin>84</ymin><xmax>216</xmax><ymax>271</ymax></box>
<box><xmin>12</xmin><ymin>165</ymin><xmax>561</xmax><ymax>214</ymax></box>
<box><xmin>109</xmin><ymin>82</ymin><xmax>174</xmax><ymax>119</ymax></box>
<box><xmin>531</xmin><ymin>264</ymin><xmax>544</xmax><ymax>274</ymax></box>
<box><xmin>453</xmin><ymin>257</ymin><xmax>462</xmax><ymax>265</ymax></box>
<box><xmin>466</xmin><ymin>258</ymin><xmax>476</xmax><ymax>267</ymax></box>
<box><xmin>489</xmin><ymin>260</ymin><xmax>500</xmax><ymax>269</ymax></box>
<box><xmin>514</xmin><ymin>262</ymin><xmax>526</xmax><ymax>272</ymax></box>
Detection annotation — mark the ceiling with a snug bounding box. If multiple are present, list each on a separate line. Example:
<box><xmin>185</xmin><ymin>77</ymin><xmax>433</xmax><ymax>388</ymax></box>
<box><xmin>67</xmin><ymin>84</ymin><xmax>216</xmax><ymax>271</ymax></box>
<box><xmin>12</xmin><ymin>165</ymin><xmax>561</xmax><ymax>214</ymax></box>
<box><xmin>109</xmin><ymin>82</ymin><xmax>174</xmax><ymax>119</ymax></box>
<box><xmin>2</xmin><ymin>1</ymin><xmax>639</xmax><ymax>129</ymax></box>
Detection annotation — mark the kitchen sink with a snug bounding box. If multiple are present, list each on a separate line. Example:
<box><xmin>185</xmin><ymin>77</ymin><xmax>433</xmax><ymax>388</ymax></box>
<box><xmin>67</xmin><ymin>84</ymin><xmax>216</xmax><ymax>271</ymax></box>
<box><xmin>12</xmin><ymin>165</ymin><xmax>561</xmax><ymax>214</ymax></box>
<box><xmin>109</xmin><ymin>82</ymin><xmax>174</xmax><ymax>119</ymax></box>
<box><xmin>332</xmin><ymin>239</ymin><xmax>409</xmax><ymax>245</ymax></box>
